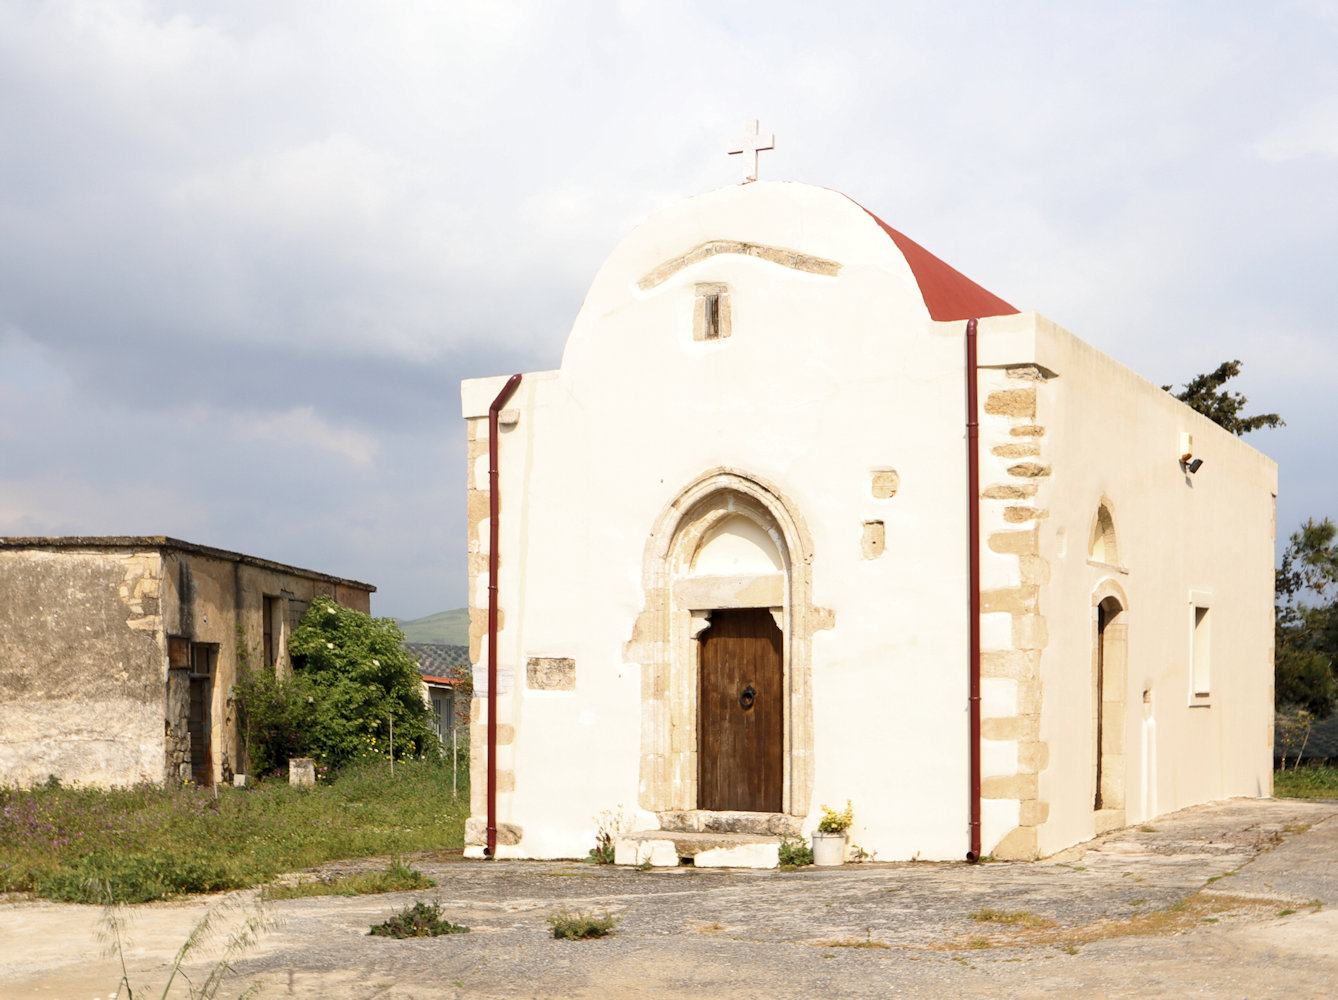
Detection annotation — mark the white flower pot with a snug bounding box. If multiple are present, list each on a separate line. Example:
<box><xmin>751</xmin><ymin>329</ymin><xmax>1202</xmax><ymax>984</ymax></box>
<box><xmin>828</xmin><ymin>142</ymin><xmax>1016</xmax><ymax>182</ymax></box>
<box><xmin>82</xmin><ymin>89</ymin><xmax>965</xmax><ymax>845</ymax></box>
<box><xmin>811</xmin><ymin>831</ymin><xmax>846</xmax><ymax>866</ymax></box>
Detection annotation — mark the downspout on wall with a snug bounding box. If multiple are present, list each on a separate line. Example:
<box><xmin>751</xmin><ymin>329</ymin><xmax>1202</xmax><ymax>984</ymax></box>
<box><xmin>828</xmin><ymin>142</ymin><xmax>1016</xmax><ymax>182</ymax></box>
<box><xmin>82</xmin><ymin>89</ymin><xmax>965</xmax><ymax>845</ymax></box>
<box><xmin>485</xmin><ymin>374</ymin><xmax>523</xmax><ymax>858</ymax></box>
<box><xmin>966</xmin><ymin>318</ymin><xmax>982</xmax><ymax>863</ymax></box>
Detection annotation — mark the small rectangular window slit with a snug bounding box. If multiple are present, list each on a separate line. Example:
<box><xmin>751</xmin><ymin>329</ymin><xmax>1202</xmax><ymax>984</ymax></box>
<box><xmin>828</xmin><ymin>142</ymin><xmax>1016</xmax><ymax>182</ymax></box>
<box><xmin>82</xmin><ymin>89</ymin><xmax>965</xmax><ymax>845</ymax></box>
<box><xmin>704</xmin><ymin>293</ymin><xmax>720</xmax><ymax>340</ymax></box>
<box><xmin>1191</xmin><ymin>606</ymin><xmax>1210</xmax><ymax>698</ymax></box>
<box><xmin>693</xmin><ymin>283</ymin><xmax>731</xmax><ymax>342</ymax></box>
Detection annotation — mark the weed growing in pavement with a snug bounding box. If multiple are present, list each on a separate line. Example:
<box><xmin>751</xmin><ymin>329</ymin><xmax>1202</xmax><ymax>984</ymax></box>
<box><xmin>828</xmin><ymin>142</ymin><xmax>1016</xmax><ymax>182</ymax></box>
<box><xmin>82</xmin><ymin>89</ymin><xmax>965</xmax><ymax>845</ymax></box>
<box><xmin>547</xmin><ymin>909</ymin><xmax>619</xmax><ymax>940</ymax></box>
<box><xmin>585</xmin><ymin>806</ymin><xmax>632</xmax><ymax>864</ymax></box>
<box><xmin>369</xmin><ymin>900</ymin><xmax>469</xmax><ymax>938</ymax></box>
<box><xmin>968</xmin><ymin>909</ymin><xmax>1051</xmax><ymax>927</ymax></box>
<box><xmin>262</xmin><ymin>859</ymin><xmax>434</xmax><ymax>900</ymax></box>
<box><xmin>819</xmin><ymin>927</ymin><xmax>891</xmax><ymax>950</ymax></box>
<box><xmin>778</xmin><ymin>836</ymin><xmax>813</xmax><ymax>869</ymax></box>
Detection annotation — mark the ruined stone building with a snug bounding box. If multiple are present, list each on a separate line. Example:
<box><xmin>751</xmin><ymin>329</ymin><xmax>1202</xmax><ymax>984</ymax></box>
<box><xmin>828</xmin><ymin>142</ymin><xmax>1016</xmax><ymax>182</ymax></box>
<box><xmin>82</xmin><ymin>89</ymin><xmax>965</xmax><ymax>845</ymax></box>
<box><xmin>0</xmin><ymin>536</ymin><xmax>373</xmax><ymax>787</ymax></box>
<box><xmin>460</xmin><ymin>181</ymin><xmax>1277</xmax><ymax>865</ymax></box>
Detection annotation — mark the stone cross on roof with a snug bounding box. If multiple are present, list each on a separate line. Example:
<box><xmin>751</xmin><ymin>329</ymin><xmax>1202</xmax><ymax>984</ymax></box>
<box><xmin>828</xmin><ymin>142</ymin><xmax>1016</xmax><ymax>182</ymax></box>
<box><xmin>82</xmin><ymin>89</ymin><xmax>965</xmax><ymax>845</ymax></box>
<box><xmin>728</xmin><ymin>119</ymin><xmax>775</xmax><ymax>184</ymax></box>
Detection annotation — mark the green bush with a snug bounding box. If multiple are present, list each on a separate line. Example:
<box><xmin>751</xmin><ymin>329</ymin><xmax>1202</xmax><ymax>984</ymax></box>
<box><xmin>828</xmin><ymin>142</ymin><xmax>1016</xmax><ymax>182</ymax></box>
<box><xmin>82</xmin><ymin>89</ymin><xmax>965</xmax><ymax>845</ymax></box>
<box><xmin>369</xmin><ymin>901</ymin><xmax>469</xmax><ymax>938</ymax></box>
<box><xmin>237</xmin><ymin>596</ymin><xmax>439</xmax><ymax>775</ymax></box>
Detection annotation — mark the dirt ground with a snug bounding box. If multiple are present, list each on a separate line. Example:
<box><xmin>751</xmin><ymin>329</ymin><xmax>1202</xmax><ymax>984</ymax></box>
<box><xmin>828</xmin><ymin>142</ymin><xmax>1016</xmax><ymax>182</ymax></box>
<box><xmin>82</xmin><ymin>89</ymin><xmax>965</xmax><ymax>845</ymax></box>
<box><xmin>4</xmin><ymin>797</ymin><xmax>1337</xmax><ymax>1000</ymax></box>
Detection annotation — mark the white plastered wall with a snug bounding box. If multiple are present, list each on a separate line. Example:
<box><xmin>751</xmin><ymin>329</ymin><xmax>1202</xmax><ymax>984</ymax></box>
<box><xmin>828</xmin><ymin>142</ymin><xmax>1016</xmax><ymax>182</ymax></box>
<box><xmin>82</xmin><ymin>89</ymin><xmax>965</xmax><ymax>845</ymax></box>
<box><xmin>463</xmin><ymin>182</ymin><xmax>975</xmax><ymax>860</ymax></box>
<box><xmin>461</xmin><ymin>185</ymin><xmax>1277</xmax><ymax>863</ymax></box>
<box><xmin>1017</xmin><ymin>314</ymin><xmax>1277</xmax><ymax>856</ymax></box>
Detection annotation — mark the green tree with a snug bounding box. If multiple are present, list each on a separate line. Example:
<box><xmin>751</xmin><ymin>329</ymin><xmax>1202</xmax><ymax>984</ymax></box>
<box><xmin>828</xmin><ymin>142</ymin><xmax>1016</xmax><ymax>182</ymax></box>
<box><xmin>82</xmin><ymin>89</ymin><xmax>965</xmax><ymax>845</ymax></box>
<box><xmin>237</xmin><ymin>597</ymin><xmax>438</xmax><ymax>775</ymax></box>
<box><xmin>1162</xmin><ymin>360</ymin><xmax>1283</xmax><ymax>436</ymax></box>
<box><xmin>1275</xmin><ymin>518</ymin><xmax>1338</xmax><ymax>718</ymax></box>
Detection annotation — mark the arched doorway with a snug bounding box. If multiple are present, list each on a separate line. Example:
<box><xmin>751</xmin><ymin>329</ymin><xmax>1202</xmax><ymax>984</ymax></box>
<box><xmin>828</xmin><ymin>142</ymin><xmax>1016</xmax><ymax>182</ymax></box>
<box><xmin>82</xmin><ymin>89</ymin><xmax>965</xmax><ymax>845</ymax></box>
<box><xmin>1092</xmin><ymin>587</ymin><xmax>1128</xmax><ymax>817</ymax></box>
<box><xmin>628</xmin><ymin>469</ymin><xmax>819</xmax><ymax>821</ymax></box>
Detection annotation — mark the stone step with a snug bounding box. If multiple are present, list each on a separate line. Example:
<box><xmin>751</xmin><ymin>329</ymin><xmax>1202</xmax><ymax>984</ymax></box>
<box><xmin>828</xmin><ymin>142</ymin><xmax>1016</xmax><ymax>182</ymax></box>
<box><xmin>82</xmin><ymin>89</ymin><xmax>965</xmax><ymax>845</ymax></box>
<box><xmin>614</xmin><ymin>830</ymin><xmax>782</xmax><ymax>869</ymax></box>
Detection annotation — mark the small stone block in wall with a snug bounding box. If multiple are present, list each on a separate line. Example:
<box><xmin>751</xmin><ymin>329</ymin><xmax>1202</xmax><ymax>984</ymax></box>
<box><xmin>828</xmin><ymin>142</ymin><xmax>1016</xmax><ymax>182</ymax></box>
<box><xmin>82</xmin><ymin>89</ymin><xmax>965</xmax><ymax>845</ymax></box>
<box><xmin>527</xmin><ymin>657</ymin><xmax>576</xmax><ymax>691</ymax></box>
<box><xmin>861</xmin><ymin>520</ymin><xmax>886</xmax><ymax>559</ymax></box>
<box><xmin>289</xmin><ymin>758</ymin><xmax>316</xmax><ymax>787</ymax></box>
<box><xmin>871</xmin><ymin>469</ymin><xmax>900</xmax><ymax>499</ymax></box>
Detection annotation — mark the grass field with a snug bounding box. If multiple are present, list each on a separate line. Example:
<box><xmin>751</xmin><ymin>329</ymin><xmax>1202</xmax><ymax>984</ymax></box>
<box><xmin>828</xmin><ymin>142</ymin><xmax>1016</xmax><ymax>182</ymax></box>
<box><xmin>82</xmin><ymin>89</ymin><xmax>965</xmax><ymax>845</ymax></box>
<box><xmin>0</xmin><ymin>757</ymin><xmax>468</xmax><ymax>903</ymax></box>
<box><xmin>1274</xmin><ymin>763</ymin><xmax>1338</xmax><ymax>799</ymax></box>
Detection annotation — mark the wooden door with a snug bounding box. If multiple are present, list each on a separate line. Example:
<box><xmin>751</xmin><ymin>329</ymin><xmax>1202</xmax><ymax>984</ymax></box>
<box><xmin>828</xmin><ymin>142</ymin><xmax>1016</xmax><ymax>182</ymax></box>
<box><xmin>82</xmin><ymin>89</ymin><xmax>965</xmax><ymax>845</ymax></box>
<box><xmin>698</xmin><ymin>608</ymin><xmax>782</xmax><ymax>812</ymax></box>
<box><xmin>188</xmin><ymin>643</ymin><xmax>214</xmax><ymax>787</ymax></box>
<box><xmin>188</xmin><ymin>675</ymin><xmax>211</xmax><ymax>786</ymax></box>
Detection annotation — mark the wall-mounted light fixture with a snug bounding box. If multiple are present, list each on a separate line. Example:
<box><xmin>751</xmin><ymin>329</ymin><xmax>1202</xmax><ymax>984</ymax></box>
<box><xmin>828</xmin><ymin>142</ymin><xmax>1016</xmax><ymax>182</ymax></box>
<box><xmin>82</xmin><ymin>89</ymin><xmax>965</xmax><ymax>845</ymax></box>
<box><xmin>1178</xmin><ymin>432</ymin><xmax>1204</xmax><ymax>473</ymax></box>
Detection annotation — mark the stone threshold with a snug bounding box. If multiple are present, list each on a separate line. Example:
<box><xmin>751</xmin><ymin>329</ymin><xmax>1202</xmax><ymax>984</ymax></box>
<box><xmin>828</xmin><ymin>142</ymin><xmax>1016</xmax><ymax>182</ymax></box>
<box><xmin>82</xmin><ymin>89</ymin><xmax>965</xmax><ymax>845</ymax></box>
<box><xmin>656</xmin><ymin>809</ymin><xmax>803</xmax><ymax>836</ymax></box>
<box><xmin>614</xmin><ymin>830</ymin><xmax>783</xmax><ymax>869</ymax></box>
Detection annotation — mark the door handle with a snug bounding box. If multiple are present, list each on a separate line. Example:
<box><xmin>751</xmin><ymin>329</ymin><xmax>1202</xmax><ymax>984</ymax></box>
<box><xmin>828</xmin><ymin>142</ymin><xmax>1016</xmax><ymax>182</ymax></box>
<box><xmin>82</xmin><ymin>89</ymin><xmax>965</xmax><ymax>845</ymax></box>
<box><xmin>739</xmin><ymin>685</ymin><xmax>756</xmax><ymax>710</ymax></box>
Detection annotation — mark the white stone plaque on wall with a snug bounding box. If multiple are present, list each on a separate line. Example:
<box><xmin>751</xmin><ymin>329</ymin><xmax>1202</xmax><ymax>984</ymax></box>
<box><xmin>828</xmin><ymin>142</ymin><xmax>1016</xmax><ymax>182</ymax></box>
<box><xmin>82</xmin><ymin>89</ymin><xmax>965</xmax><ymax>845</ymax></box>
<box><xmin>472</xmin><ymin>666</ymin><xmax>514</xmax><ymax>697</ymax></box>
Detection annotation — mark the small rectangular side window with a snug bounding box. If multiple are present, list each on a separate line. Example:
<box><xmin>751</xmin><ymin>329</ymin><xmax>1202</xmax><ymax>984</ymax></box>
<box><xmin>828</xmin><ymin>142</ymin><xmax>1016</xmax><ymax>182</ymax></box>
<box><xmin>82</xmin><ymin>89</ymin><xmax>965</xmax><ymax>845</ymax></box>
<box><xmin>1191</xmin><ymin>605</ymin><xmax>1211</xmax><ymax>700</ymax></box>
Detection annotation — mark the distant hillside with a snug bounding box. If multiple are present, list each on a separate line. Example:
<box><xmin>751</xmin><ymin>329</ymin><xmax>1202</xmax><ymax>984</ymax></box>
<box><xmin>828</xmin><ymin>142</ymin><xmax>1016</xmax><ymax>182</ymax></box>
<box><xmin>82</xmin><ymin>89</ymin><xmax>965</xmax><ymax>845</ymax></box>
<box><xmin>397</xmin><ymin>607</ymin><xmax>470</xmax><ymax>645</ymax></box>
<box><xmin>402</xmin><ymin>642</ymin><xmax>472</xmax><ymax>675</ymax></box>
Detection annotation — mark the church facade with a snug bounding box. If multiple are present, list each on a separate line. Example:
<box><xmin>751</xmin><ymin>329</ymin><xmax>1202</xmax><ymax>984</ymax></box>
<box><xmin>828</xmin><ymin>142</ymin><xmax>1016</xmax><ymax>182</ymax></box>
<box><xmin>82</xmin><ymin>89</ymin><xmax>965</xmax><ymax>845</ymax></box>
<box><xmin>460</xmin><ymin>182</ymin><xmax>1276</xmax><ymax>864</ymax></box>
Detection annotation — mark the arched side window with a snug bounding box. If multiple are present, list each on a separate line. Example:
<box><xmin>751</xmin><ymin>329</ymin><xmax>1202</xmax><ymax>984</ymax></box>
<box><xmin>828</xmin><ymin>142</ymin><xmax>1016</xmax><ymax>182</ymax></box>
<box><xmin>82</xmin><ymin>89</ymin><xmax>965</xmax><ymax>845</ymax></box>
<box><xmin>1088</xmin><ymin>500</ymin><xmax>1119</xmax><ymax>566</ymax></box>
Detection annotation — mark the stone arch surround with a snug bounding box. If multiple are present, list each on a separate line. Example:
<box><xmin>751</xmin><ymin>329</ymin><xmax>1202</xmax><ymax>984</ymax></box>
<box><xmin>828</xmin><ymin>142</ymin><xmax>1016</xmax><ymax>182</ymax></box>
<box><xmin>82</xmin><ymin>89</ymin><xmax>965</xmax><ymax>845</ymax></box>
<box><xmin>625</xmin><ymin>468</ymin><xmax>832</xmax><ymax>823</ymax></box>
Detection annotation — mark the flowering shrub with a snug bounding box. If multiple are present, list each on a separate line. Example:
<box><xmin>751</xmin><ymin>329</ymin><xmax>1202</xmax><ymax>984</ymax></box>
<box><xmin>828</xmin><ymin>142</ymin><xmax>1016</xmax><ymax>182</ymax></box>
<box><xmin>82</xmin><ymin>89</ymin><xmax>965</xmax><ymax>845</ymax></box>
<box><xmin>237</xmin><ymin>597</ymin><xmax>438</xmax><ymax>774</ymax></box>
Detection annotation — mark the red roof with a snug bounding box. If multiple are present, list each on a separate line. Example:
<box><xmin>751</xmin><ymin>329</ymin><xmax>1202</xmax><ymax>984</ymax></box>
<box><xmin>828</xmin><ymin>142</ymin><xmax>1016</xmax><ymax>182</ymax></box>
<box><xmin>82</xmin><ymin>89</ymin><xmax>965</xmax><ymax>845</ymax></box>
<box><xmin>854</xmin><ymin>203</ymin><xmax>1019</xmax><ymax>322</ymax></box>
<box><xmin>422</xmin><ymin>674</ymin><xmax>463</xmax><ymax>686</ymax></box>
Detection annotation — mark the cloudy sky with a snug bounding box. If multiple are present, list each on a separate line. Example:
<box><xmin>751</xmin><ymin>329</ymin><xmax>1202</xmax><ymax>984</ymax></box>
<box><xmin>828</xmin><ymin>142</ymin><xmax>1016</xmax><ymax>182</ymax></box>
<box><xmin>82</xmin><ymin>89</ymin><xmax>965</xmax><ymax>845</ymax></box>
<box><xmin>1</xmin><ymin>1</ymin><xmax>1333</xmax><ymax>619</ymax></box>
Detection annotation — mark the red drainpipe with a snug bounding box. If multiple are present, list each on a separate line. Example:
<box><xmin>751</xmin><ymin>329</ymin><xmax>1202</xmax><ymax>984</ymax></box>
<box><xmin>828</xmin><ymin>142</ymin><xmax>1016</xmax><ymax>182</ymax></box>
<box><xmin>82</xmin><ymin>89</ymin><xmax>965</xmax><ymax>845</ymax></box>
<box><xmin>486</xmin><ymin>373</ymin><xmax>523</xmax><ymax>858</ymax></box>
<box><xmin>966</xmin><ymin>318</ymin><xmax>982</xmax><ymax>863</ymax></box>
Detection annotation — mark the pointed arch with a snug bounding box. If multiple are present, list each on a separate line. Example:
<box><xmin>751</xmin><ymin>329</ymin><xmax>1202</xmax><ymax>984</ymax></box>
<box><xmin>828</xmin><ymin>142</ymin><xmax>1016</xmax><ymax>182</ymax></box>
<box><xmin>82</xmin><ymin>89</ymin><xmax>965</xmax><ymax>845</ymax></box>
<box><xmin>1088</xmin><ymin>497</ymin><xmax>1120</xmax><ymax>566</ymax></box>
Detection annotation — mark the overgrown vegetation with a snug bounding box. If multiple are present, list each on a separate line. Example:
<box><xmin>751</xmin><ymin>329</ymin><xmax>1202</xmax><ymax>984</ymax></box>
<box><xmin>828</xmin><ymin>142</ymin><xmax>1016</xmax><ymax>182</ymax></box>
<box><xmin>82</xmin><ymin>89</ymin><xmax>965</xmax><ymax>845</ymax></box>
<box><xmin>262</xmin><ymin>859</ymin><xmax>434</xmax><ymax>900</ymax></box>
<box><xmin>1274</xmin><ymin>764</ymin><xmax>1338</xmax><ymax>799</ymax></box>
<box><xmin>547</xmin><ymin>909</ymin><xmax>619</xmax><ymax>940</ymax></box>
<box><xmin>0</xmin><ymin>757</ymin><xmax>467</xmax><ymax>903</ymax></box>
<box><xmin>369</xmin><ymin>900</ymin><xmax>469</xmax><ymax>938</ymax></box>
<box><xmin>1275</xmin><ymin>518</ymin><xmax>1338</xmax><ymax>719</ymax></box>
<box><xmin>236</xmin><ymin>596</ymin><xmax>439</xmax><ymax>777</ymax></box>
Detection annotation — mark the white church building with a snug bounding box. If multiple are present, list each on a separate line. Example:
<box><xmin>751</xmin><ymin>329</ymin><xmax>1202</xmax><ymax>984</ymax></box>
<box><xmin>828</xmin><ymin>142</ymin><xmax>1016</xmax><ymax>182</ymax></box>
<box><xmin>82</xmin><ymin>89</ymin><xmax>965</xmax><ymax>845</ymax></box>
<box><xmin>459</xmin><ymin>179</ymin><xmax>1276</xmax><ymax>865</ymax></box>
